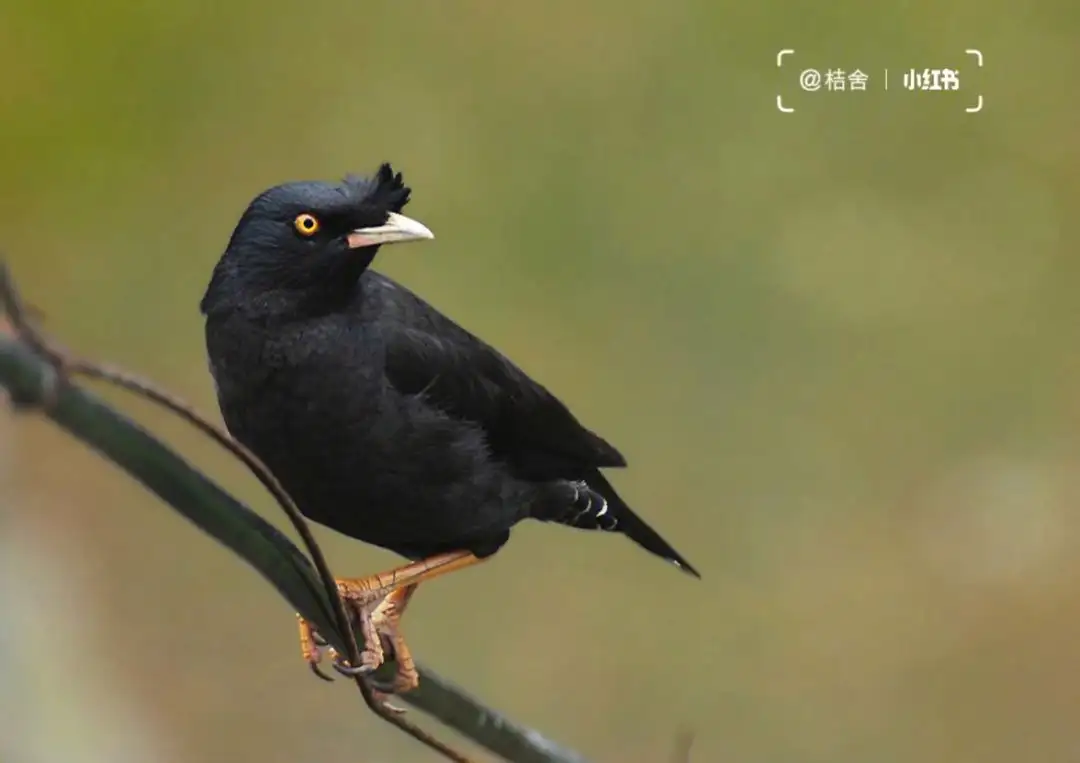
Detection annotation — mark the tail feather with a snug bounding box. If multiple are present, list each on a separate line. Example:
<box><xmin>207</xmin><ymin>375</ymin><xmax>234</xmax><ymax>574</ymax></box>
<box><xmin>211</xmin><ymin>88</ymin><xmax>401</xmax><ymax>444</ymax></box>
<box><xmin>552</xmin><ymin>472</ymin><xmax>700</xmax><ymax>578</ymax></box>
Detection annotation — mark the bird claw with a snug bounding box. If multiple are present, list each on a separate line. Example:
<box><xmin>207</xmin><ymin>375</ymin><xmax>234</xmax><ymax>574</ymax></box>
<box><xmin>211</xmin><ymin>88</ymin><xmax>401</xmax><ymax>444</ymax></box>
<box><xmin>309</xmin><ymin>661</ymin><xmax>336</xmax><ymax>682</ymax></box>
<box><xmin>369</xmin><ymin>692</ymin><xmax>408</xmax><ymax>715</ymax></box>
<box><xmin>302</xmin><ymin>622</ymin><xmax>411</xmax><ymax>710</ymax></box>
<box><xmin>296</xmin><ymin>577</ymin><xmax>428</xmax><ymax>697</ymax></box>
<box><xmin>301</xmin><ymin>620</ymin><xmax>385</xmax><ymax>679</ymax></box>
<box><xmin>333</xmin><ymin>661</ymin><xmax>374</xmax><ymax>678</ymax></box>
<box><xmin>331</xmin><ymin>646</ymin><xmax>384</xmax><ymax>677</ymax></box>
<box><xmin>297</xmin><ymin>586</ymin><xmax>396</xmax><ymax>688</ymax></box>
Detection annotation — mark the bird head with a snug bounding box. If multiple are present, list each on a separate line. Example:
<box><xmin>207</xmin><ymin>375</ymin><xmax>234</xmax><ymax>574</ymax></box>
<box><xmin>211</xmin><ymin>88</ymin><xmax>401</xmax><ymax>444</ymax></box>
<box><xmin>200</xmin><ymin>163</ymin><xmax>433</xmax><ymax>317</ymax></box>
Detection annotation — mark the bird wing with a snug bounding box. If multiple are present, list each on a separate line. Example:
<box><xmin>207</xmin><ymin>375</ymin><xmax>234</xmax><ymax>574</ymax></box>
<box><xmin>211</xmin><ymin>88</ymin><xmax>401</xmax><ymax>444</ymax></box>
<box><xmin>371</xmin><ymin>276</ymin><xmax>626</xmax><ymax>477</ymax></box>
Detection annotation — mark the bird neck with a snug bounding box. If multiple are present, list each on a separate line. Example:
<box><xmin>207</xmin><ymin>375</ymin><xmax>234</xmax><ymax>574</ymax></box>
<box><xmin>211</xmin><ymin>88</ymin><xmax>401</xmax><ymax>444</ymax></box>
<box><xmin>301</xmin><ymin>250</ymin><xmax>375</xmax><ymax>313</ymax></box>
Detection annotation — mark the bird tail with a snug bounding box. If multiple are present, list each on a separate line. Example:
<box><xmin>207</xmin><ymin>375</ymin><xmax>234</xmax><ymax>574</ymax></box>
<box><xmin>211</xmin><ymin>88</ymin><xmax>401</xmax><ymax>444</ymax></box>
<box><xmin>553</xmin><ymin>472</ymin><xmax>700</xmax><ymax>578</ymax></box>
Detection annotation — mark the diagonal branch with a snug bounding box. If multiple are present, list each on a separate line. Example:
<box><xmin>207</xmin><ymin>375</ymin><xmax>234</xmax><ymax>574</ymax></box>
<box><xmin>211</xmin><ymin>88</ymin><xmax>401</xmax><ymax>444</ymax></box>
<box><xmin>0</xmin><ymin>262</ymin><xmax>592</xmax><ymax>763</ymax></box>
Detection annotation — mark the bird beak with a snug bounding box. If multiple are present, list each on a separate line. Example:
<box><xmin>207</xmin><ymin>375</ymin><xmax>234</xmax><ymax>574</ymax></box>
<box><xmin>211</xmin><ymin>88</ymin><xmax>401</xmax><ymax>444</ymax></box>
<box><xmin>346</xmin><ymin>212</ymin><xmax>434</xmax><ymax>249</ymax></box>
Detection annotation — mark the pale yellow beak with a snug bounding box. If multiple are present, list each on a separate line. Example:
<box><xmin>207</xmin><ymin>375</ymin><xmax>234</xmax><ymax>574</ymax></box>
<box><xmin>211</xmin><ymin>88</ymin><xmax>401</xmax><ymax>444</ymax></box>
<box><xmin>346</xmin><ymin>212</ymin><xmax>434</xmax><ymax>249</ymax></box>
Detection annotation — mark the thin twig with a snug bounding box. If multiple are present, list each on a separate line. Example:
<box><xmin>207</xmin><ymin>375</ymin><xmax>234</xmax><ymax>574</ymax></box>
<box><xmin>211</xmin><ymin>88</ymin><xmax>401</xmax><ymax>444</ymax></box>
<box><xmin>0</xmin><ymin>261</ymin><xmax>472</xmax><ymax>763</ymax></box>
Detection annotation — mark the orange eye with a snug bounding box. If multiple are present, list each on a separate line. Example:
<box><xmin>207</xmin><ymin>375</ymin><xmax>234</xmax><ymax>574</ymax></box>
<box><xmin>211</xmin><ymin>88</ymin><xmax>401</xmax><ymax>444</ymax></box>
<box><xmin>294</xmin><ymin>213</ymin><xmax>320</xmax><ymax>236</ymax></box>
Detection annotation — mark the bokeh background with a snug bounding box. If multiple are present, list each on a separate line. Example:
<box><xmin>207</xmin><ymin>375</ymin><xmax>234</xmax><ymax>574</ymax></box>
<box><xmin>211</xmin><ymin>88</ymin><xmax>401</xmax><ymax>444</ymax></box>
<box><xmin>3</xmin><ymin>2</ymin><xmax>1080</xmax><ymax>762</ymax></box>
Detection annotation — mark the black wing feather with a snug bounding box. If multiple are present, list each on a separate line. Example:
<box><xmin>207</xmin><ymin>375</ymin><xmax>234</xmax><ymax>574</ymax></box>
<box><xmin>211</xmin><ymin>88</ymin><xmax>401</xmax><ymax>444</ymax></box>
<box><xmin>371</xmin><ymin>275</ymin><xmax>625</xmax><ymax>478</ymax></box>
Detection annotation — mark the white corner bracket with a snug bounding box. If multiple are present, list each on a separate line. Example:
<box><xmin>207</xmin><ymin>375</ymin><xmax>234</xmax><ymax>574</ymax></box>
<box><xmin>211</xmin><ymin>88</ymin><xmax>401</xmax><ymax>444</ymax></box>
<box><xmin>776</xmin><ymin>50</ymin><xmax>795</xmax><ymax>113</ymax></box>
<box><xmin>964</xmin><ymin>49</ymin><xmax>984</xmax><ymax>112</ymax></box>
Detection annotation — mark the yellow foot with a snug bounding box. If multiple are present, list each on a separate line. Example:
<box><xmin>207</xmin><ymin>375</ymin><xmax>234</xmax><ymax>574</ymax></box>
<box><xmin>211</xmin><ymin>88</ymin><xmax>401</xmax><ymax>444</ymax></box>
<box><xmin>366</xmin><ymin>584</ymin><xmax>420</xmax><ymax>694</ymax></box>
<box><xmin>295</xmin><ymin>551</ymin><xmax>485</xmax><ymax>693</ymax></box>
<box><xmin>297</xmin><ymin>582</ymin><xmax>386</xmax><ymax>682</ymax></box>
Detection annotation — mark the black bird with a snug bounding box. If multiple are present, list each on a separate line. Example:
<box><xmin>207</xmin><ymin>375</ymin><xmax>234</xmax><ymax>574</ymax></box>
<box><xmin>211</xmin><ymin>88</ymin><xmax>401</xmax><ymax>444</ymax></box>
<box><xmin>200</xmin><ymin>163</ymin><xmax>699</xmax><ymax>692</ymax></box>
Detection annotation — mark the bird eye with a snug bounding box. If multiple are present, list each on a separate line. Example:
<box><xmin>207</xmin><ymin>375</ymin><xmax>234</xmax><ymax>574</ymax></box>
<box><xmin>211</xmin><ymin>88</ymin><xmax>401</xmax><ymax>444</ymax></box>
<box><xmin>294</xmin><ymin>213</ymin><xmax>321</xmax><ymax>236</ymax></box>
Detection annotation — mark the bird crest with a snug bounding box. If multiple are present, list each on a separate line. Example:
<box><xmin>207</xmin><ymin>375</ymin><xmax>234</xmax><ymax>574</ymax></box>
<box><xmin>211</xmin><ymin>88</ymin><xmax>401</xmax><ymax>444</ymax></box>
<box><xmin>344</xmin><ymin>163</ymin><xmax>411</xmax><ymax>215</ymax></box>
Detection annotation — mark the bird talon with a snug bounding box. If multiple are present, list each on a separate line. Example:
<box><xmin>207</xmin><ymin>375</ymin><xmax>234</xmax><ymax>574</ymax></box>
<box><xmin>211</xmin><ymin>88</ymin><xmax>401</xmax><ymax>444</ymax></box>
<box><xmin>363</xmin><ymin>584</ymin><xmax>422</xmax><ymax>694</ymax></box>
<box><xmin>297</xmin><ymin>589</ymin><xmax>398</xmax><ymax>685</ymax></box>
<box><xmin>367</xmin><ymin>686</ymin><xmax>408</xmax><ymax>714</ymax></box>
<box><xmin>298</xmin><ymin>613</ymin><xmax>345</xmax><ymax>682</ymax></box>
<box><xmin>293</xmin><ymin>558</ymin><xmax>487</xmax><ymax>693</ymax></box>
<box><xmin>332</xmin><ymin>651</ymin><xmax>382</xmax><ymax>677</ymax></box>
<box><xmin>328</xmin><ymin>615</ymin><xmax>388</xmax><ymax>678</ymax></box>
<box><xmin>333</xmin><ymin>661</ymin><xmax>375</xmax><ymax>677</ymax></box>
<box><xmin>310</xmin><ymin>662</ymin><xmax>336</xmax><ymax>682</ymax></box>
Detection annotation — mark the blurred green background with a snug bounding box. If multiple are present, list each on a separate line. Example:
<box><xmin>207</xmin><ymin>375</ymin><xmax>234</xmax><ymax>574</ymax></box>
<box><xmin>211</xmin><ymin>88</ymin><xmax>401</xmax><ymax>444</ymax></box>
<box><xmin>3</xmin><ymin>1</ymin><xmax>1080</xmax><ymax>761</ymax></box>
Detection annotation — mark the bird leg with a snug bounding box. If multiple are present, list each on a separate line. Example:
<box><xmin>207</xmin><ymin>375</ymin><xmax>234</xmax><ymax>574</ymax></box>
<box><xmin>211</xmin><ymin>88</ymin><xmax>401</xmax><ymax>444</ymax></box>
<box><xmin>296</xmin><ymin>550</ymin><xmax>485</xmax><ymax>691</ymax></box>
